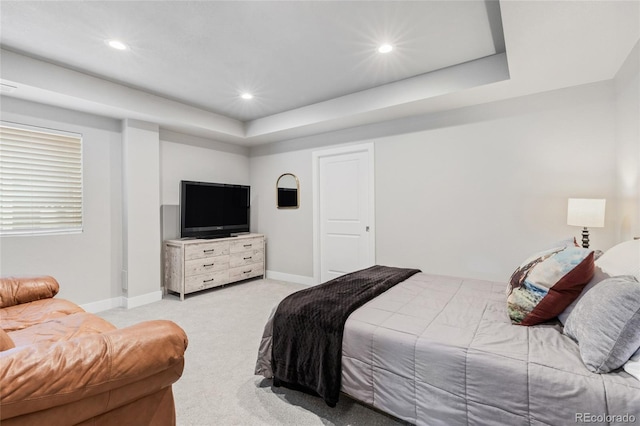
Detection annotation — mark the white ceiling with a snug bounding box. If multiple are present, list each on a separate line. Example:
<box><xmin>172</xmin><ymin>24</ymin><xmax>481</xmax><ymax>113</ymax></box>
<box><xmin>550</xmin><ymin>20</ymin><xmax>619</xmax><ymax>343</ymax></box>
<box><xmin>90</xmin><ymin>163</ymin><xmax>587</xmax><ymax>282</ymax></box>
<box><xmin>0</xmin><ymin>1</ymin><xmax>638</xmax><ymax>147</ymax></box>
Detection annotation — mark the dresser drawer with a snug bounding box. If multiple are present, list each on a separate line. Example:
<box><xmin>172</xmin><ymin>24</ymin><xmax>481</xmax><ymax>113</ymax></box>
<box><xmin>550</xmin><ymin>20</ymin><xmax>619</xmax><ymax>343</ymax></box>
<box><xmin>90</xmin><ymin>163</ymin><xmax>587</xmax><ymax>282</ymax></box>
<box><xmin>229</xmin><ymin>263</ymin><xmax>264</xmax><ymax>281</ymax></box>
<box><xmin>229</xmin><ymin>250</ymin><xmax>264</xmax><ymax>268</ymax></box>
<box><xmin>185</xmin><ymin>241</ymin><xmax>230</xmax><ymax>261</ymax></box>
<box><xmin>184</xmin><ymin>255</ymin><xmax>230</xmax><ymax>276</ymax></box>
<box><xmin>230</xmin><ymin>238</ymin><xmax>262</xmax><ymax>254</ymax></box>
<box><xmin>185</xmin><ymin>270</ymin><xmax>230</xmax><ymax>293</ymax></box>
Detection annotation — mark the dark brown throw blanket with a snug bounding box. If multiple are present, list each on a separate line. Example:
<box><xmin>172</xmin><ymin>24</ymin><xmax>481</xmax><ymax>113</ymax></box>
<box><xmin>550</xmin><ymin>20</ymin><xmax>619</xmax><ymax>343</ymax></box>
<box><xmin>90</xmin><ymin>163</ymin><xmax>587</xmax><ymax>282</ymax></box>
<box><xmin>271</xmin><ymin>265</ymin><xmax>421</xmax><ymax>406</ymax></box>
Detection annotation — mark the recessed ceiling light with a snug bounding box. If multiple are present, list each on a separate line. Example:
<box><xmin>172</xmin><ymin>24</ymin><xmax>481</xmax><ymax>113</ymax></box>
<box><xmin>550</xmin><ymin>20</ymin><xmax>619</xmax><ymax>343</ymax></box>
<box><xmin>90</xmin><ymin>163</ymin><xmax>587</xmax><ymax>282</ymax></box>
<box><xmin>240</xmin><ymin>93</ymin><xmax>254</xmax><ymax>100</ymax></box>
<box><xmin>378</xmin><ymin>44</ymin><xmax>393</xmax><ymax>54</ymax></box>
<box><xmin>107</xmin><ymin>39</ymin><xmax>129</xmax><ymax>50</ymax></box>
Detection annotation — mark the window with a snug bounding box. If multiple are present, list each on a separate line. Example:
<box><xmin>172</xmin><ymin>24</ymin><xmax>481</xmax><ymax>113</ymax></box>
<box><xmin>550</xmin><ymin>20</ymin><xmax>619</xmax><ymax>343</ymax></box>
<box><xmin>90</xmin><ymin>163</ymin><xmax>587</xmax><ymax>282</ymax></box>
<box><xmin>0</xmin><ymin>123</ymin><xmax>83</xmax><ymax>236</ymax></box>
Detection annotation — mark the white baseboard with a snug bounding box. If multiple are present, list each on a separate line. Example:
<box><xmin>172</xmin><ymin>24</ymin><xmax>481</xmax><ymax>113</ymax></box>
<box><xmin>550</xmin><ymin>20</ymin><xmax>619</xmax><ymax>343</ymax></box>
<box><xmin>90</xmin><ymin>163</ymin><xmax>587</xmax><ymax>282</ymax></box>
<box><xmin>80</xmin><ymin>296</ymin><xmax>124</xmax><ymax>313</ymax></box>
<box><xmin>79</xmin><ymin>291</ymin><xmax>163</xmax><ymax>313</ymax></box>
<box><xmin>266</xmin><ymin>270</ymin><xmax>316</xmax><ymax>286</ymax></box>
<box><xmin>125</xmin><ymin>290</ymin><xmax>163</xmax><ymax>309</ymax></box>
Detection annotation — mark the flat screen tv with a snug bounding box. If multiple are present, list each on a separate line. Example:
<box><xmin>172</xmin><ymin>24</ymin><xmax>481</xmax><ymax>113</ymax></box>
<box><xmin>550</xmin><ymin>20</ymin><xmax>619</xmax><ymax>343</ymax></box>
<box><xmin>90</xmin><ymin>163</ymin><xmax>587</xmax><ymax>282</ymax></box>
<box><xmin>180</xmin><ymin>180</ymin><xmax>250</xmax><ymax>239</ymax></box>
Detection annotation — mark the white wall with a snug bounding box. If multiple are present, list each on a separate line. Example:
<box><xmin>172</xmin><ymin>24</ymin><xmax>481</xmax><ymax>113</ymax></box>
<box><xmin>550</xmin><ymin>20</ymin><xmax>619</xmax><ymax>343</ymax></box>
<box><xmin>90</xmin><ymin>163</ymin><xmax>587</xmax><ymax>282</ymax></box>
<box><xmin>375</xmin><ymin>83</ymin><xmax>617</xmax><ymax>280</ymax></box>
<box><xmin>614</xmin><ymin>41</ymin><xmax>640</xmax><ymax>241</ymax></box>
<box><xmin>0</xmin><ymin>97</ymin><xmax>123</xmax><ymax>304</ymax></box>
<box><xmin>250</xmin><ymin>150</ymin><xmax>313</xmax><ymax>278</ymax></box>
<box><xmin>160</xmin><ymin>130</ymin><xmax>250</xmax><ymax>205</ymax></box>
<box><xmin>250</xmin><ymin>81</ymin><xmax>620</xmax><ymax>282</ymax></box>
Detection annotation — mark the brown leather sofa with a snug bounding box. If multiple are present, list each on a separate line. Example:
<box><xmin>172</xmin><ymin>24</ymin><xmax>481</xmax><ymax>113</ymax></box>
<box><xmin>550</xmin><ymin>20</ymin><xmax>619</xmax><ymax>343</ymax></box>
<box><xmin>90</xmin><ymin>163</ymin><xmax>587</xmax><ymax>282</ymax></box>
<box><xmin>0</xmin><ymin>276</ymin><xmax>188</xmax><ymax>425</ymax></box>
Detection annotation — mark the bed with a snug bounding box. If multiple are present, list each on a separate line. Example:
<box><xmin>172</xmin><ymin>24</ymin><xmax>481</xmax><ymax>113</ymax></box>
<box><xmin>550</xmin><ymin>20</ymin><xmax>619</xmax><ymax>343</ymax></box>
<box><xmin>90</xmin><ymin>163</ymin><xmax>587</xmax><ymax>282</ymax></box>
<box><xmin>255</xmin><ymin>242</ymin><xmax>640</xmax><ymax>426</ymax></box>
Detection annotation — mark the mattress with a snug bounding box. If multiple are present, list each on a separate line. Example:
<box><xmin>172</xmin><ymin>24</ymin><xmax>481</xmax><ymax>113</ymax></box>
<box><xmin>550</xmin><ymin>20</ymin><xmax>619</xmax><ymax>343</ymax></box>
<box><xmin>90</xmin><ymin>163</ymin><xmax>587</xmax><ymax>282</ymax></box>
<box><xmin>256</xmin><ymin>272</ymin><xmax>640</xmax><ymax>425</ymax></box>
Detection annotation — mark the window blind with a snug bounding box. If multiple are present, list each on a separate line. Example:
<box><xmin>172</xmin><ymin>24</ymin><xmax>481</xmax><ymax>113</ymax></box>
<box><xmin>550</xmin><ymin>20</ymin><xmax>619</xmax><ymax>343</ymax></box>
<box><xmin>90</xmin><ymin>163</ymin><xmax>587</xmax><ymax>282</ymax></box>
<box><xmin>0</xmin><ymin>123</ymin><xmax>83</xmax><ymax>236</ymax></box>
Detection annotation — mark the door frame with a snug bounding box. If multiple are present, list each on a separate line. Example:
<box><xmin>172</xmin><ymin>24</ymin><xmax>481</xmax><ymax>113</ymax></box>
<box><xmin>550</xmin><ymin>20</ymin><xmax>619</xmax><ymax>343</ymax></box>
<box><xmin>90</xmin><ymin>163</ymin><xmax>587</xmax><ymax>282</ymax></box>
<box><xmin>312</xmin><ymin>143</ymin><xmax>375</xmax><ymax>285</ymax></box>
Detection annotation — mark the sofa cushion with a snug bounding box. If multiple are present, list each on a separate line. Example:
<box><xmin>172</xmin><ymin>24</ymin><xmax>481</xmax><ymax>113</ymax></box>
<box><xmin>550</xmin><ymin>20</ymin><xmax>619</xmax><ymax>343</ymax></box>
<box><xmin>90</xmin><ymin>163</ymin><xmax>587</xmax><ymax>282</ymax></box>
<box><xmin>0</xmin><ymin>298</ymin><xmax>85</xmax><ymax>332</ymax></box>
<box><xmin>0</xmin><ymin>329</ymin><xmax>15</xmax><ymax>351</ymax></box>
<box><xmin>507</xmin><ymin>246</ymin><xmax>594</xmax><ymax>325</ymax></box>
<box><xmin>0</xmin><ymin>276</ymin><xmax>59</xmax><ymax>308</ymax></box>
<box><xmin>8</xmin><ymin>312</ymin><xmax>117</xmax><ymax>348</ymax></box>
<box><xmin>0</xmin><ymin>320</ymin><xmax>187</xmax><ymax>422</ymax></box>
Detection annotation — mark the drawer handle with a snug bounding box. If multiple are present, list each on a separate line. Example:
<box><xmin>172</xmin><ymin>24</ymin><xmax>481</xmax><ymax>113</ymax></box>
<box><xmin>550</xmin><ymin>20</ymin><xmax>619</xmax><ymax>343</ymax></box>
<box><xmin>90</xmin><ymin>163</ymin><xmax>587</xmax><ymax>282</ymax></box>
<box><xmin>203</xmin><ymin>278</ymin><xmax>215</xmax><ymax>283</ymax></box>
<box><xmin>203</xmin><ymin>263</ymin><xmax>214</xmax><ymax>267</ymax></box>
<box><xmin>243</xmin><ymin>244</ymin><xmax>252</xmax><ymax>248</ymax></box>
<box><xmin>204</xmin><ymin>249</ymin><xmax>215</xmax><ymax>253</ymax></box>
<box><xmin>243</xmin><ymin>269</ymin><xmax>252</xmax><ymax>274</ymax></box>
<box><xmin>243</xmin><ymin>256</ymin><xmax>252</xmax><ymax>260</ymax></box>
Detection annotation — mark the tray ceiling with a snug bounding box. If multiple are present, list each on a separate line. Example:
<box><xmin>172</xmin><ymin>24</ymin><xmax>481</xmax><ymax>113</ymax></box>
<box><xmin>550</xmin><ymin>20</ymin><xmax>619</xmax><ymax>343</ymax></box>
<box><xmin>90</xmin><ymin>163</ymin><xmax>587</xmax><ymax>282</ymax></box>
<box><xmin>0</xmin><ymin>1</ymin><xmax>638</xmax><ymax>146</ymax></box>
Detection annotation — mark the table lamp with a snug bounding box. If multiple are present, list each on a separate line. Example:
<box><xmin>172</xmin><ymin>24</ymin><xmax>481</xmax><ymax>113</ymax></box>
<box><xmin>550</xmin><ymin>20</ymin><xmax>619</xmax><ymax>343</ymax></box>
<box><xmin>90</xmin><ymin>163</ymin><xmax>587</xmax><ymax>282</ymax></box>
<box><xmin>567</xmin><ymin>198</ymin><xmax>606</xmax><ymax>248</ymax></box>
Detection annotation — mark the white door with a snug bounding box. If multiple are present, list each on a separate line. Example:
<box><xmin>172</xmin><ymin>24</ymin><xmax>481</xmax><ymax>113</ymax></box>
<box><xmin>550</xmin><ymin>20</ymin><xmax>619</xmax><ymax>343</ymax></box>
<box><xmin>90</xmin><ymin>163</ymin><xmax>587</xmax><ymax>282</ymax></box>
<box><xmin>315</xmin><ymin>145</ymin><xmax>374</xmax><ymax>283</ymax></box>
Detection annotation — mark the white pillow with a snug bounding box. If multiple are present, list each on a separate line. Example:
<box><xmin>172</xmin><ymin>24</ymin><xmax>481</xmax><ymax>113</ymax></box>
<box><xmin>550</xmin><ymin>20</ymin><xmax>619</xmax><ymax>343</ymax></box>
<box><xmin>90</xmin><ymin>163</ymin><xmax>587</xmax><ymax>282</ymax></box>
<box><xmin>558</xmin><ymin>240</ymin><xmax>639</xmax><ymax>325</ymax></box>
<box><xmin>623</xmin><ymin>348</ymin><xmax>640</xmax><ymax>381</ymax></box>
<box><xmin>596</xmin><ymin>239</ymin><xmax>640</xmax><ymax>281</ymax></box>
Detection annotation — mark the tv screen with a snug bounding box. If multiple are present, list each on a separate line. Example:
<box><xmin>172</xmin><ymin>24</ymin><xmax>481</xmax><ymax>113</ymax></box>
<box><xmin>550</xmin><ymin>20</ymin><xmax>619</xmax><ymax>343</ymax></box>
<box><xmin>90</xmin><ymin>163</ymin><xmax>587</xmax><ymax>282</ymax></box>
<box><xmin>180</xmin><ymin>181</ymin><xmax>250</xmax><ymax>238</ymax></box>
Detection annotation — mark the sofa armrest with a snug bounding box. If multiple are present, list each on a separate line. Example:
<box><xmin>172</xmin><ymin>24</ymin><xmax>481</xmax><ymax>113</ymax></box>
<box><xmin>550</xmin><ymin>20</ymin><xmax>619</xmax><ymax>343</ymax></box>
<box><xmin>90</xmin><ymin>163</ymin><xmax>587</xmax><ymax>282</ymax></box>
<box><xmin>0</xmin><ymin>276</ymin><xmax>59</xmax><ymax>308</ymax></box>
<box><xmin>0</xmin><ymin>320</ymin><xmax>188</xmax><ymax>421</ymax></box>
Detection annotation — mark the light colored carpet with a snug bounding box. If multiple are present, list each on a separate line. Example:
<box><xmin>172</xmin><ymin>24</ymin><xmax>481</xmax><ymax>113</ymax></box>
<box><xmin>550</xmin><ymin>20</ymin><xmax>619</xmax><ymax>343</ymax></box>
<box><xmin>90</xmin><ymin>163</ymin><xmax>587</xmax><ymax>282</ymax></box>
<box><xmin>98</xmin><ymin>278</ymin><xmax>407</xmax><ymax>426</ymax></box>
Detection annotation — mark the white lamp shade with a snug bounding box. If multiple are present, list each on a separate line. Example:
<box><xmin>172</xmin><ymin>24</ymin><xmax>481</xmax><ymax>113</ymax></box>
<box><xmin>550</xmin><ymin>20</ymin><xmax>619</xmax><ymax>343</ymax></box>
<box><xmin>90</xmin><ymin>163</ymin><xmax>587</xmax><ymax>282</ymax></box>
<box><xmin>567</xmin><ymin>198</ymin><xmax>606</xmax><ymax>228</ymax></box>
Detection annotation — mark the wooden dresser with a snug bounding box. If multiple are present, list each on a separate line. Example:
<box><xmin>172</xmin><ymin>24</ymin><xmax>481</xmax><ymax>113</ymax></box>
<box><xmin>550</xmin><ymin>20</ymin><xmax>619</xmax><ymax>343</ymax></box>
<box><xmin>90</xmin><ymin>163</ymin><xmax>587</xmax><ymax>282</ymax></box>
<box><xmin>164</xmin><ymin>233</ymin><xmax>265</xmax><ymax>300</ymax></box>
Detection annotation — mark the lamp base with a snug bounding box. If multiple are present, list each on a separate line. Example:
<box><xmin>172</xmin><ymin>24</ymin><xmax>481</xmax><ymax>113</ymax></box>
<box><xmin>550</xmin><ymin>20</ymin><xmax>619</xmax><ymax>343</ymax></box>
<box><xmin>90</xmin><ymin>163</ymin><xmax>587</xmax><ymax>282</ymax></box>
<box><xmin>581</xmin><ymin>227</ymin><xmax>590</xmax><ymax>249</ymax></box>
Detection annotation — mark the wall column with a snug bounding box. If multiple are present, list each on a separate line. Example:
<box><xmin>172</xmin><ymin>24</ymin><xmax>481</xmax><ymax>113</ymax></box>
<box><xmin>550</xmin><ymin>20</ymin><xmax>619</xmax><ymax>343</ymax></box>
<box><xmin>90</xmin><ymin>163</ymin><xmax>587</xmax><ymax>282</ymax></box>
<box><xmin>122</xmin><ymin>119</ymin><xmax>162</xmax><ymax>307</ymax></box>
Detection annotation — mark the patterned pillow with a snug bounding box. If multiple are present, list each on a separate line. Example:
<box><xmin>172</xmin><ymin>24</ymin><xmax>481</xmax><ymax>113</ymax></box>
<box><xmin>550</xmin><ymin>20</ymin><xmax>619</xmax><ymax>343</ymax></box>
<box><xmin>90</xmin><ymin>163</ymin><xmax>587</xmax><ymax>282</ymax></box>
<box><xmin>507</xmin><ymin>246</ymin><xmax>594</xmax><ymax>326</ymax></box>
